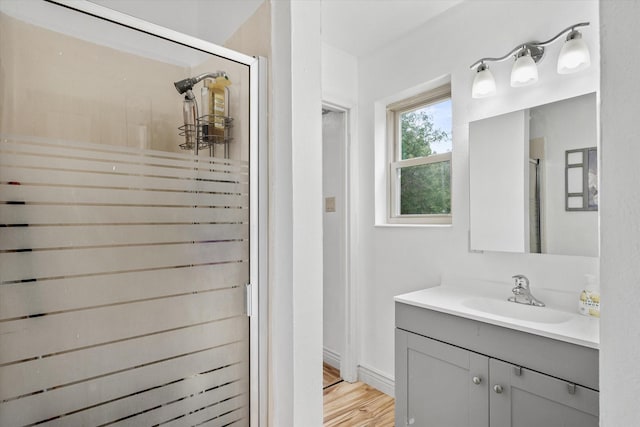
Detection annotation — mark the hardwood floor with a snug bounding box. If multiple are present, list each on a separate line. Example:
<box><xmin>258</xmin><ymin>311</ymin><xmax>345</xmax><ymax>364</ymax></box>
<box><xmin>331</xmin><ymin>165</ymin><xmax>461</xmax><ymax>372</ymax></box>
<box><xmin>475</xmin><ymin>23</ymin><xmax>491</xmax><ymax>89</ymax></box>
<box><xmin>323</xmin><ymin>363</ymin><xmax>342</xmax><ymax>389</ymax></box>
<box><xmin>323</xmin><ymin>363</ymin><xmax>395</xmax><ymax>427</ymax></box>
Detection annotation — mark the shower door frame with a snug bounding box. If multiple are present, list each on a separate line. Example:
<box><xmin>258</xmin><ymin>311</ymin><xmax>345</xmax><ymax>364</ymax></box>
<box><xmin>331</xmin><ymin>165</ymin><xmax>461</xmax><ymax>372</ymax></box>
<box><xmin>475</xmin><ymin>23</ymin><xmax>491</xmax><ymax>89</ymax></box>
<box><xmin>47</xmin><ymin>1</ymin><xmax>267</xmax><ymax>425</ymax></box>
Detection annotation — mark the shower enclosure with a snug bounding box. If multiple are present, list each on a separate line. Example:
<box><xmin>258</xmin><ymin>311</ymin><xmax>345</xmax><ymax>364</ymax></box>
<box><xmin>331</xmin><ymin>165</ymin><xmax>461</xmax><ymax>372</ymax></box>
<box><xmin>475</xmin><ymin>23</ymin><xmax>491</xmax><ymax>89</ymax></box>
<box><xmin>0</xmin><ymin>1</ymin><xmax>265</xmax><ymax>426</ymax></box>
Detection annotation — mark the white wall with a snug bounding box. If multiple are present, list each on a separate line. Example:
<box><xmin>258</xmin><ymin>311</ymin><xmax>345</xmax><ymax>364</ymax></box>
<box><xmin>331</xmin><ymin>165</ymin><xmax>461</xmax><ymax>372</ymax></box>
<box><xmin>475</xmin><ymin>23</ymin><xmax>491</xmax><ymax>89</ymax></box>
<box><xmin>599</xmin><ymin>1</ymin><xmax>640</xmax><ymax>425</ymax></box>
<box><xmin>0</xmin><ymin>6</ymin><xmax>187</xmax><ymax>153</ymax></box>
<box><xmin>270</xmin><ymin>0</ymin><xmax>324</xmax><ymax>425</ymax></box>
<box><xmin>322</xmin><ymin>111</ymin><xmax>346</xmax><ymax>362</ymax></box>
<box><xmin>356</xmin><ymin>0</ymin><xmax>600</xmax><ymax>382</ymax></box>
<box><xmin>290</xmin><ymin>2</ymin><xmax>323</xmax><ymax>422</ymax></box>
<box><xmin>230</xmin><ymin>1</ymin><xmax>325</xmax><ymax>424</ymax></box>
<box><xmin>321</xmin><ymin>43</ymin><xmax>358</xmax><ymax>106</ymax></box>
<box><xmin>530</xmin><ymin>93</ymin><xmax>598</xmax><ymax>256</ymax></box>
<box><xmin>225</xmin><ymin>1</ymin><xmax>271</xmax><ymax>59</ymax></box>
<box><xmin>231</xmin><ymin>2</ymin><xmax>326</xmax><ymax>424</ymax></box>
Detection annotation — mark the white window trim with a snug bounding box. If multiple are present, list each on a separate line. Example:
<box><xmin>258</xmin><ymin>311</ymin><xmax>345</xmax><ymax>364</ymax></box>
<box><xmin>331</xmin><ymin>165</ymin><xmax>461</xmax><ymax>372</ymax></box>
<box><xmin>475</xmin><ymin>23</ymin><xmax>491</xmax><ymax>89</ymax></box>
<box><xmin>386</xmin><ymin>85</ymin><xmax>452</xmax><ymax>225</ymax></box>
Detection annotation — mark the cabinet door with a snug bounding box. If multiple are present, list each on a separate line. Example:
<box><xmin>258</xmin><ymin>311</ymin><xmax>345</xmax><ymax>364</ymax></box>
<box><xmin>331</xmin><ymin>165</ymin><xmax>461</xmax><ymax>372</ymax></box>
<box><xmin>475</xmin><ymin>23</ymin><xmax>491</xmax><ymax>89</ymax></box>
<box><xmin>489</xmin><ymin>358</ymin><xmax>599</xmax><ymax>427</ymax></box>
<box><xmin>396</xmin><ymin>329</ymin><xmax>489</xmax><ymax>427</ymax></box>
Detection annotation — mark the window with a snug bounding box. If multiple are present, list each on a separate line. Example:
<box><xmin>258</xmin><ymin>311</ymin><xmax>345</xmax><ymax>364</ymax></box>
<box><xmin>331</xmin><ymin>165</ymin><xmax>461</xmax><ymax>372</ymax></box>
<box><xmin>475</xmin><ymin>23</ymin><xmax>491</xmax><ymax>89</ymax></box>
<box><xmin>387</xmin><ymin>85</ymin><xmax>452</xmax><ymax>224</ymax></box>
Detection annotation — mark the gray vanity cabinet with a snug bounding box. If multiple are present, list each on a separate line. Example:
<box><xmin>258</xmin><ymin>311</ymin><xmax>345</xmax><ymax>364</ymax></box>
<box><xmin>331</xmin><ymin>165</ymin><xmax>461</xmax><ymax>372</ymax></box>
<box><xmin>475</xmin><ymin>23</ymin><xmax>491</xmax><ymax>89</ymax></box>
<box><xmin>396</xmin><ymin>329</ymin><xmax>489</xmax><ymax>427</ymax></box>
<box><xmin>396</xmin><ymin>302</ymin><xmax>599</xmax><ymax>427</ymax></box>
<box><xmin>489</xmin><ymin>358</ymin><xmax>598</xmax><ymax>427</ymax></box>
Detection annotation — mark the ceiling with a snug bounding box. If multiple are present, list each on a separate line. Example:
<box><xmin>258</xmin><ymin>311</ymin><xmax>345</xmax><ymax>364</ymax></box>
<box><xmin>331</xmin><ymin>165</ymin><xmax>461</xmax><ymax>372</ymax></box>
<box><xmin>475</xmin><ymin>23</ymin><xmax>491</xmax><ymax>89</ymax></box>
<box><xmin>321</xmin><ymin>0</ymin><xmax>463</xmax><ymax>57</ymax></box>
<box><xmin>90</xmin><ymin>0</ymin><xmax>462</xmax><ymax>58</ymax></box>
<box><xmin>89</xmin><ymin>0</ymin><xmax>264</xmax><ymax>45</ymax></box>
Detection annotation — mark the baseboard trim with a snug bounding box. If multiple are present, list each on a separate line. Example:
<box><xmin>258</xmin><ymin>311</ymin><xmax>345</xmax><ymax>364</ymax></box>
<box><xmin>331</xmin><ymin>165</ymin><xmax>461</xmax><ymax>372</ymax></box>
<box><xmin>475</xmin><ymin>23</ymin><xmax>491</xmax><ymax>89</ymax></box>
<box><xmin>323</xmin><ymin>350</ymin><xmax>395</xmax><ymax>398</ymax></box>
<box><xmin>358</xmin><ymin>364</ymin><xmax>395</xmax><ymax>398</ymax></box>
<box><xmin>323</xmin><ymin>347</ymin><xmax>341</xmax><ymax>371</ymax></box>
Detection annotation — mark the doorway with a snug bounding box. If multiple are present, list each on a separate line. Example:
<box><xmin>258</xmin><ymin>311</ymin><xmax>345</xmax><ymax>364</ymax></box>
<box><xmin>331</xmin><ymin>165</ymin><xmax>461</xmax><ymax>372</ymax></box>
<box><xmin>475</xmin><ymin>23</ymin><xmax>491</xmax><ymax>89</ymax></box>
<box><xmin>321</xmin><ymin>103</ymin><xmax>355</xmax><ymax>385</ymax></box>
<box><xmin>322</xmin><ymin>107</ymin><xmax>346</xmax><ymax>381</ymax></box>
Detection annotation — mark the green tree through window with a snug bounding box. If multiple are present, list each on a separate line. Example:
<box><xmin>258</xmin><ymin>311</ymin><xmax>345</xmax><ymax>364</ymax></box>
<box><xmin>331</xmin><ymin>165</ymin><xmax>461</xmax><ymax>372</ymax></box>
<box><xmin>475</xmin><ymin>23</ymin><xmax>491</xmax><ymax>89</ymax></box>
<box><xmin>399</xmin><ymin>109</ymin><xmax>451</xmax><ymax>215</ymax></box>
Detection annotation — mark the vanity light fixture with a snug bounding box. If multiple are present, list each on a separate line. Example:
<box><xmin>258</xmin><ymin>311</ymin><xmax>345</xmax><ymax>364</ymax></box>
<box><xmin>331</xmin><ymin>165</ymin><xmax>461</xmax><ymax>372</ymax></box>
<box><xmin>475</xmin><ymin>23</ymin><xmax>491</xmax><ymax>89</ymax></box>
<box><xmin>470</xmin><ymin>22</ymin><xmax>590</xmax><ymax>98</ymax></box>
<box><xmin>510</xmin><ymin>47</ymin><xmax>540</xmax><ymax>87</ymax></box>
<box><xmin>557</xmin><ymin>28</ymin><xmax>591</xmax><ymax>74</ymax></box>
<box><xmin>472</xmin><ymin>62</ymin><xmax>497</xmax><ymax>98</ymax></box>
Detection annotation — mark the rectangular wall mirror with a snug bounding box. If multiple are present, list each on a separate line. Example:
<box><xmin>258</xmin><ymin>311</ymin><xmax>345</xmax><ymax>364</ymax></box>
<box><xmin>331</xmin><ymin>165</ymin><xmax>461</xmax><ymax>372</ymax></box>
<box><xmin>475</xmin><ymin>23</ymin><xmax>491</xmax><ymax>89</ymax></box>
<box><xmin>469</xmin><ymin>92</ymin><xmax>598</xmax><ymax>257</ymax></box>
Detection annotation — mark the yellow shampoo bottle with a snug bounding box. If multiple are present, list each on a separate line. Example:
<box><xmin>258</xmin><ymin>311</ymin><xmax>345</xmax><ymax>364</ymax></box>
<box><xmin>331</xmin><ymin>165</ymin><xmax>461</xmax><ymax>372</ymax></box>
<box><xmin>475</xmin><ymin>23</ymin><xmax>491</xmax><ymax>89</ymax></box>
<box><xmin>208</xmin><ymin>74</ymin><xmax>232</xmax><ymax>142</ymax></box>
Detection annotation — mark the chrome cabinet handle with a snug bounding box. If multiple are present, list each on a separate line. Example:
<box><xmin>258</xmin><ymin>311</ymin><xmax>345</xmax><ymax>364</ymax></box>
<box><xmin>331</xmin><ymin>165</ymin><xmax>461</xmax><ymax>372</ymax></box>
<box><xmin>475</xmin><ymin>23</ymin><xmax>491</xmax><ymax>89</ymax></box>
<box><xmin>493</xmin><ymin>384</ymin><xmax>504</xmax><ymax>394</ymax></box>
<box><xmin>472</xmin><ymin>376</ymin><xmax>482</xmax><ymax>385</ymax></box>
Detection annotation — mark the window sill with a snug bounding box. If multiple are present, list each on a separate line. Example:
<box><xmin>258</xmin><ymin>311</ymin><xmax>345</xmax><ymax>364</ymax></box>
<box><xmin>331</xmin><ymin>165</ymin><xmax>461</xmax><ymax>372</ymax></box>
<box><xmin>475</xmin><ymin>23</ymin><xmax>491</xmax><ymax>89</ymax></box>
<box><xmin>374</xmin><ymin>223</ymin><xmax>453</xmax><ymax>228</ymax></box>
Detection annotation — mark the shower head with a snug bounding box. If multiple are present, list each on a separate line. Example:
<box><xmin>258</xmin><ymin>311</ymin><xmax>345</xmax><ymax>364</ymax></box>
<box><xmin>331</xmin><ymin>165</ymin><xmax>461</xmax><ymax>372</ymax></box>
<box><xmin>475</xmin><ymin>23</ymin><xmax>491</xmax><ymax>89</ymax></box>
<box><xmin>174</xmin><ymin>77</ymin><xmax>199</xmax><ymax>95</ymax></box>
<box><xmin>173</xmin><ymin>71</ymin><xmax>228</xmax><ymax>95</ymax></box>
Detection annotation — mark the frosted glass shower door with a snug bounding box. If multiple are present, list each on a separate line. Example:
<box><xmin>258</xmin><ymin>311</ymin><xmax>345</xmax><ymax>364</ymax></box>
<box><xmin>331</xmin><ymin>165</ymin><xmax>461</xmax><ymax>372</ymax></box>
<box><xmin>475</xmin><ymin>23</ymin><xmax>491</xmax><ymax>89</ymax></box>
<box><xmin>0</xmin><ymin>2</ymin><xmax>258</xmax><ymax>426</ymax></box>
<box><xmin>0</xmin><ymin>138</ymin><xmax>251</xmax><ymax>426</ymax></box>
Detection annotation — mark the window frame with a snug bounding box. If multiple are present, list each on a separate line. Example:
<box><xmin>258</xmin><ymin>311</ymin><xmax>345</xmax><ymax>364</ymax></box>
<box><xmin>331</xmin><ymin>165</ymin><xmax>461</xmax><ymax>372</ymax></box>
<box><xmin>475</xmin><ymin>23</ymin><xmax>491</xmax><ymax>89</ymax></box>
<box><xmin>387</xmin><ymin>85</ymin><xmax>452</xmax><ymax>225</ymax></box>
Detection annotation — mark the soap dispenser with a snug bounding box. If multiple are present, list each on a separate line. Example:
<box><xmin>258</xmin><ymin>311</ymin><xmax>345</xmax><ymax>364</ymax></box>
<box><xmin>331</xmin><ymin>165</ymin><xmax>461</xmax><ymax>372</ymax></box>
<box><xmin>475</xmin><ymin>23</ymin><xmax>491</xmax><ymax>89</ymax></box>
<box><xmin>578</xmin><ymin>274</ymin><xmax>600</xmax><ymax>317</ymax></box>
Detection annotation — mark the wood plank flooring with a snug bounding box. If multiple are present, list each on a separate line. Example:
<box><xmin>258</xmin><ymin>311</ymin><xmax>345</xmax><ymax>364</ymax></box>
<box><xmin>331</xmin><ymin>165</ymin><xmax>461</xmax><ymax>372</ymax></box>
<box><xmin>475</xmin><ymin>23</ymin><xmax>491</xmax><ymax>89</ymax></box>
<box><xmin>323</xmin><ymin>363</ymin><xmax>395</xmax><ymax>427</ymax></box>
<box><xmin>323</xmin><ymin>363</ymin><xmax>342</xmax><ymax>389</ymax></box>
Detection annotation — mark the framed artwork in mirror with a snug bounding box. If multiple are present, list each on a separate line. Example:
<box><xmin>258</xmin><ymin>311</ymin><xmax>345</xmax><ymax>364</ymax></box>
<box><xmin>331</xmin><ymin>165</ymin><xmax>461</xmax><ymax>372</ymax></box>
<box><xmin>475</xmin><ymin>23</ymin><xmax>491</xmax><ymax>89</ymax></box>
<box><xmin>566</xmin><ymin>147</ymin><xmax>598</xmax><ymax>211</ymax></box>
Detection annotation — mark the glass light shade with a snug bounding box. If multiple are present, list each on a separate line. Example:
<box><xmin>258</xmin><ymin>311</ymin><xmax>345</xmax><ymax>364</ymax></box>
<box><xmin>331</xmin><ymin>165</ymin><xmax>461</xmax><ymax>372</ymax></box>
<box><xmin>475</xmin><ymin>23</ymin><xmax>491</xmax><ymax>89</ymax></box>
<box><xmin>511</xmin><ymin>54</ymin><xmax>538</xmax><ymax>87</ymax></box>
<box><xmin>557</xmin><ymin>37</ymin><xmax>591</xmax><ymax>74</ymax></box>
<box><xmin>472</xmin><ymin>67</ymin><xmax>496</xmax><ymax>98</ymax></box>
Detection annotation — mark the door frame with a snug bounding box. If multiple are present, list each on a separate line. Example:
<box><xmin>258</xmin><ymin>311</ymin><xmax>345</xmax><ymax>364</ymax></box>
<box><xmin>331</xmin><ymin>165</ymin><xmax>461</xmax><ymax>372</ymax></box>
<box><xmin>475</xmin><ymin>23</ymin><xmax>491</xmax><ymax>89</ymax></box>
<box><xmin>322</xmin><ymin>98</ymin><xmax>358</xmax><ymax>383</ymax></box>
<box><xmin>48</xmin><ymin>2</ymin><xmax>267</xmax><ymax>425</ymax></box>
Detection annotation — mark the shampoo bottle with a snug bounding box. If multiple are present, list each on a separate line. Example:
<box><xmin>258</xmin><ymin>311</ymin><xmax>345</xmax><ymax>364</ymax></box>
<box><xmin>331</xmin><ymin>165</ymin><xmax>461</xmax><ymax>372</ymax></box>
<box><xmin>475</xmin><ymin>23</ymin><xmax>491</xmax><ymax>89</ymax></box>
<box><xmin>201</xmin><ymin>79</ymin><xmax>211</xmax><ymax>142</ymax></box>
<box><xmin>208</xmin><ymin>74</ymin><xmax>232</xmax><ymax>142</ymax></box>
<box><xmin>578</xmin><ymin>274</ymin><xmax>600</xmax><ymax>317</ymax></box>
<box><xmin>182</xmin><ymin>96</ymin><xmax>197</xmax><ymax>149</ymax></box>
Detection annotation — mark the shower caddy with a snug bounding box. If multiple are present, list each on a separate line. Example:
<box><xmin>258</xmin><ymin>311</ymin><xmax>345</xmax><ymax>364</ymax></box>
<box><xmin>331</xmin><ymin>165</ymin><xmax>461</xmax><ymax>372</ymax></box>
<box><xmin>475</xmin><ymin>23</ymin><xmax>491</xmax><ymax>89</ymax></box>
<box><xmin>175</xmin><ymin>71</ymin><xmax>233</xmax><ymax>158</ymax></box>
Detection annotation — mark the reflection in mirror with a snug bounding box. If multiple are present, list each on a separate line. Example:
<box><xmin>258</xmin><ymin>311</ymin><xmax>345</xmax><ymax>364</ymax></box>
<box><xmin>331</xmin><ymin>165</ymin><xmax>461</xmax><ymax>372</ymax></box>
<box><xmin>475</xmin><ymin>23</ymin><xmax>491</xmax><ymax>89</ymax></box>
<box><xmin>565</xmin><ymin>147</ymin><xmax>598</xmax><ymax>211</ymax></box>
<box><xmin>469</xmin><ymin>93</ymin><xmax>598</xmax><ymax>257</ymax></box>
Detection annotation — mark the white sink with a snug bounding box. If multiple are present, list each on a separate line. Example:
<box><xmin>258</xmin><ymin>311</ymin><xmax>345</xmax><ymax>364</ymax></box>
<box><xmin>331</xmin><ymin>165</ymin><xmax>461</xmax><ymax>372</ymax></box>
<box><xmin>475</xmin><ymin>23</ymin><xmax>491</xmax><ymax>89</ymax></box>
<box><xmin>462</xmin><ymin>297</ymin><xmax>573</xmax><ymax>324</ymax></box>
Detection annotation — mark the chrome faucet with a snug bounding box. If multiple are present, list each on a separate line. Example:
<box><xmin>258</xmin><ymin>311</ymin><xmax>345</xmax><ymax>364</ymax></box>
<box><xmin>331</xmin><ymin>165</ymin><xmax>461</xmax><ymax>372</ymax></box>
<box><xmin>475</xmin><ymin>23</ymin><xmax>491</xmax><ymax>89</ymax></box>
<box><xmin>508</xmin><ymin>275</ymin><xmax>545</xmax><ymax>307</ymax></box>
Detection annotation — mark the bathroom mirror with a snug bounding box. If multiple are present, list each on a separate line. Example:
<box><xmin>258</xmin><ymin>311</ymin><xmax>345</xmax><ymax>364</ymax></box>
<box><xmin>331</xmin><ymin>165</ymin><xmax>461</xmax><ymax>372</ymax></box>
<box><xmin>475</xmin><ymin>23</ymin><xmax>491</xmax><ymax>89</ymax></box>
<box><xmin>469</xmin><ymin>92</ymin><xmax>598</xmax><ymax>257</ymax></box>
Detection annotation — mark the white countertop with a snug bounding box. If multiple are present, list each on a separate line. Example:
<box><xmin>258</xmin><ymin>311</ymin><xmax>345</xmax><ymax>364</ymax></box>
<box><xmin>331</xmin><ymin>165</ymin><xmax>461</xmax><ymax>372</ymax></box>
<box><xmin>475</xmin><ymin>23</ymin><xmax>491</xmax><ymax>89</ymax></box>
<box><xmin>395</xmin><ymin>282</ymin><xmax>599</xmax><ymax>349</ymax></box>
